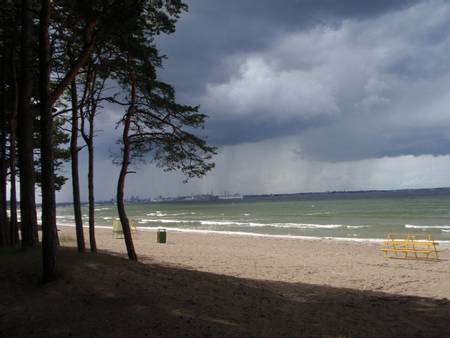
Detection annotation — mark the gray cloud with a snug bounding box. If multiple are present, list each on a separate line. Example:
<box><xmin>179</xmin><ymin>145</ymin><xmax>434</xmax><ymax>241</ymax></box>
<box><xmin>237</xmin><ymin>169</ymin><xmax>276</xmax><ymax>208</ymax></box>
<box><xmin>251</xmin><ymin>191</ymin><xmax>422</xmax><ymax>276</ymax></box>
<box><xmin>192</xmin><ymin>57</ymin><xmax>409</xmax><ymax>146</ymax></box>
<box><xmin>164</xmin><ymin>0</ymin><xmax>450</xmax><ymax>162</ymax></box>
<box><xmin>157</xmin><ymin>0</ymin><xmax>420</xmax><ymax>98</ymax></box>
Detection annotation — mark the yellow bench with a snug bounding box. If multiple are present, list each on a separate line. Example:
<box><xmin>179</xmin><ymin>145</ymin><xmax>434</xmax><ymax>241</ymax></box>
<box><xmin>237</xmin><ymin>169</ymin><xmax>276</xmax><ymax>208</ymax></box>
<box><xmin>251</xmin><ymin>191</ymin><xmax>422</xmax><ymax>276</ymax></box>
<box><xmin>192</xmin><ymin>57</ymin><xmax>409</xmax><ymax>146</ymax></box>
<box><xmin>381</xmin><ymin>234</ymin><xmax>439</xmax><ymax>261</ymax></box>
<box><xmin>112</xmin><ymin>219</ymin><xmax>137</xmax><ymax>239</ymax></box>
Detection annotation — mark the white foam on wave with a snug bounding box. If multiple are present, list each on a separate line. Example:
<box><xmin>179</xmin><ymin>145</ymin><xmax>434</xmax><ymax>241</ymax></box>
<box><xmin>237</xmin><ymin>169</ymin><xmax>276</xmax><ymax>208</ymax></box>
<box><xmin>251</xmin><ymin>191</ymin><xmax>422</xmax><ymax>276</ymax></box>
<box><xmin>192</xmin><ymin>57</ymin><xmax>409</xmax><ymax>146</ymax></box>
<box><xmin>135</xmin><ymin>226</ymin><xmax>389</xmax><ymax>243</ymax></box>
<box><xmin>200</xmin><ymin>220</ymin><xmax>247</xmax><ymax>226</ymax></box>
<box><xmin>405</xmin><ymin>224</ymin><xmax>450</xmax><ymax>229</ymax></box>
<box><xmin>94</xmin><ymin>207</ymin><xmax>111</xmax><ymax>211</ymax></box>
<box><xmin>346</xmin><ymin>225</ymin><xmax>371</xmax><ymax>229</ymax></box>
<box><xmin>200</xmin><ymin>220</ymin><xmax>343</xmax><ymax>229</ymax></box>
<box><xmin>139</xmin><ymin>218</ymin><xmax>193</xmax><ymax>224</ymax></box>
<box><xmin>138</xmin><ymin>227</ymin><xmax>450</xmax><ymax>245</ymax></box>
<box><xmin>140</xmin><ymin>218</ymin><xmax>355</xmax><ymax>229</ymax></box>
<box><xmin>146</xmin><ymin>211</ymin><xmax>167</xmax><ymax>217</ymax></box>
<box><xmin>59</xmin><ymin>224</ymin><xmax>113</xmax><ymax>230</ymax></box>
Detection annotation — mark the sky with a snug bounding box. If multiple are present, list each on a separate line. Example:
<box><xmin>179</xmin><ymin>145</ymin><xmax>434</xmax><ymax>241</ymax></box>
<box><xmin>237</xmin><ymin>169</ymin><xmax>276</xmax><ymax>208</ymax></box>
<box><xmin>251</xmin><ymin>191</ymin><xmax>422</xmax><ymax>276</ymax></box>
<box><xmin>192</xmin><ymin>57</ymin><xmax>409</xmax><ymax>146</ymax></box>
<box><xmin>57</xmin><ymin>0</ymin><xmax>450</xmax><ymax>202</ymax></box>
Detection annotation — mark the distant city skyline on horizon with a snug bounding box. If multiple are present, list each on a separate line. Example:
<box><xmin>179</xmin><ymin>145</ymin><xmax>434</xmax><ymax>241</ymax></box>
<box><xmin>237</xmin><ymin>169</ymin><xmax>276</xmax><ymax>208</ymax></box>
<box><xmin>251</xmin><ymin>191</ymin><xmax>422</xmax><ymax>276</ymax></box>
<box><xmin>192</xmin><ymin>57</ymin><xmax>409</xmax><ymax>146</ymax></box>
<box><xmin>52</xmin><ymin>186</ymin><xmax>450</xmax><ymax>205</ymax></box>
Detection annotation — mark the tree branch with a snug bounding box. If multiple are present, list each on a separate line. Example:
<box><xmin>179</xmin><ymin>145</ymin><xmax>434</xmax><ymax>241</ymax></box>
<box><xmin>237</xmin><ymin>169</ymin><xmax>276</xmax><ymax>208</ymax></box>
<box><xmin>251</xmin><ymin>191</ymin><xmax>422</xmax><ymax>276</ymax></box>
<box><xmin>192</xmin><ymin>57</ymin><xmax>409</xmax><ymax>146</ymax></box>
<box><xmin>49</xmin><ymin>18</ymin><xmax>98</xmax><ymax>106</ymax></box>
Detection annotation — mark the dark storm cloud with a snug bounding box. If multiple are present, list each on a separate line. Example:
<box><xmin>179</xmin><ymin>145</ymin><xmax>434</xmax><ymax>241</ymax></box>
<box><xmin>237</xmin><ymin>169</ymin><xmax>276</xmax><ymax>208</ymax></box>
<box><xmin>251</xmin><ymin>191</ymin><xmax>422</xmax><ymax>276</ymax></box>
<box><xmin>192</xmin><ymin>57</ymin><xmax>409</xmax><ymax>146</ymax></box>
<box><xmin>155</xmin><ymin>0</ymin><xmax>450</xmax><ymax>162</ymax></box>
<box><xmin>300</xmin><ymin>124</ymin><xmax>450</xmax><ymax>162</ymax></box>
<box><xmin>204</xmin><ymin>114</ymin><xmax>336</xmax><ymax>146</ymax></box>
<box><xmin>157</xmin><ymin>0</ymin><xmax>420</xmax><ymax>97</ymax></box>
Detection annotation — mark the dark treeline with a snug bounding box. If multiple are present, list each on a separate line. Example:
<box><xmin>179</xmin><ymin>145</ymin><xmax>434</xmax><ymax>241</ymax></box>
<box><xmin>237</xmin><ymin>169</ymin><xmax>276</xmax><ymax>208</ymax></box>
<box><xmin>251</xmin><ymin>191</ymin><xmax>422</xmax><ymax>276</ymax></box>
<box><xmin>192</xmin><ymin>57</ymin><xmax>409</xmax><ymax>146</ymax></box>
<box><xmin>0</xmin><ymin>0</ymin><xmax>215</xmax><ymax>281</ymax></box>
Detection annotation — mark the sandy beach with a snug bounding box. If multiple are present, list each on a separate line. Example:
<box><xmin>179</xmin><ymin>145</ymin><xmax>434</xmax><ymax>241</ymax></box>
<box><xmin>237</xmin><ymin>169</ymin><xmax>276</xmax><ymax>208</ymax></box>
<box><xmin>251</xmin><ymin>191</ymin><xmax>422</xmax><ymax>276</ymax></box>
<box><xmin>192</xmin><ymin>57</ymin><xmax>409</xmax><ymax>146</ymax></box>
<box><xmin>60</xmin><ymin>226</ymin><xmax>450</xmax><ymax>299</ymax></box>
<box><xmin>2</xmin><ymin>226</ymin><xmax>449</xmax><ymax>337</ymax></box>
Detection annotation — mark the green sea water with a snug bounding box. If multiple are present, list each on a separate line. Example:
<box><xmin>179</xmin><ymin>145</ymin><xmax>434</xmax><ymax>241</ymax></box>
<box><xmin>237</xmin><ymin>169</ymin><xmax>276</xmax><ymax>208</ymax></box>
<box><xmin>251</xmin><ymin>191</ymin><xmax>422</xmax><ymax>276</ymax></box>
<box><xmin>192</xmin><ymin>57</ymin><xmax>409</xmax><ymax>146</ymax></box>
<box><xmin>55</xmin><ymin>192</ymin><xmax>450</xmax><ymax>241</ymax></box>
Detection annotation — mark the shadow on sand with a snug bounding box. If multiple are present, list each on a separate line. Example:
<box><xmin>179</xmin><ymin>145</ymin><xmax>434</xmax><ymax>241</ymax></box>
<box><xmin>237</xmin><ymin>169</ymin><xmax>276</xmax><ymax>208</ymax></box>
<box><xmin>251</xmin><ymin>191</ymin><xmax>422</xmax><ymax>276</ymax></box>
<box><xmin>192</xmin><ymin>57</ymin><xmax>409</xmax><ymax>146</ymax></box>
<box><xmin>1</xmin><ymin>248</ymin><xmax>449</xmax><ymax>337</ymax></box>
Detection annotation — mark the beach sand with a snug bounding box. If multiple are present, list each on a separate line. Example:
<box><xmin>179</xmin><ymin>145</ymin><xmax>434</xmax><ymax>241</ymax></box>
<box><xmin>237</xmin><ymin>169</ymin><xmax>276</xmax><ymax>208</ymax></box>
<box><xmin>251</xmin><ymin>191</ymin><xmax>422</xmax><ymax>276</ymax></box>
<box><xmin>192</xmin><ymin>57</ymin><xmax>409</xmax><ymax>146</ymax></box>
<box><xmin>60</xmin><ymin>226</ymin><xmax>450</xmax><ymax>299</ymax></box>
<box><xmin>2</xmin><ymin>227</ymin><xmax>449</xmax><ymax>337</ymax></box>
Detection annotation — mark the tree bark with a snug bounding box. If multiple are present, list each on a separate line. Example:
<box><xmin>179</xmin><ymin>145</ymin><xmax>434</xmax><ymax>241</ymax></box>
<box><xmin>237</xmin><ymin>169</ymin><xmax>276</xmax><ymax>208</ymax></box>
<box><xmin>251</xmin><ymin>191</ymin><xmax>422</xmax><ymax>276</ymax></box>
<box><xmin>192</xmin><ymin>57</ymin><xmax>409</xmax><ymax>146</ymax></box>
<box><xmin>87</xmin><ymin>116</ymin><xmax>96</xmax><ymax>252</ymax></box>
<box><xmin>0</xmin><ymin>112</ymin><xmax>8</xmax><ymax>246</ymax></box>
<box><xmin>9</xmin><ymin>134</ymin><xmax>19</xmax><ymax>247</ymax></box>
<box><xmin>116</xmin><ymin>79</ymin><xmax>137</xmax><ymax>261</ymax></box>
<box><xmin>0</xmin><ymin>49</ymin><xmax>8</xmax><ymax>246</ymax></box>
<box><xmin>9</xmin><ymin>45</ymin><xmax>19</xmax><ymax>247</ymax></box>
<box><xmin>39</xmin><ymin>0</ymin><xmax>57</xmax><ymax>281</ymax></box>
<box><xmin>80</xmin><ymin>104</ymin><xmax>97</xmax><ymax>252</ymax></box>
<box><xmin>70</xmin><ymin>80</ymin><xmax>85</xmax><ymax>252</ymax></box>
<box><xmin>18</xmin><ymin>0</ymin><xmax>38</xmax><ymax>248</ymax></box>
<box><xmin>79</xmin><ymin>67</ymin><xmax>97</xmax><ymax>253</ymax></box>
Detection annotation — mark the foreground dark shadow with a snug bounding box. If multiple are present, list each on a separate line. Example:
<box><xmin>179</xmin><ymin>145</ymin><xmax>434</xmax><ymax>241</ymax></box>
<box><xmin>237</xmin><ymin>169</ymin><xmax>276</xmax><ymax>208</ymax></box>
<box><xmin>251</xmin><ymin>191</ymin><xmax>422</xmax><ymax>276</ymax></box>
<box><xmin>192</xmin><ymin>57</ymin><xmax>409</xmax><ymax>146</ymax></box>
<box><xmin>1</xmin><ymin>248</ymin><xmax>449</xmax><ymax>338</ymax></box>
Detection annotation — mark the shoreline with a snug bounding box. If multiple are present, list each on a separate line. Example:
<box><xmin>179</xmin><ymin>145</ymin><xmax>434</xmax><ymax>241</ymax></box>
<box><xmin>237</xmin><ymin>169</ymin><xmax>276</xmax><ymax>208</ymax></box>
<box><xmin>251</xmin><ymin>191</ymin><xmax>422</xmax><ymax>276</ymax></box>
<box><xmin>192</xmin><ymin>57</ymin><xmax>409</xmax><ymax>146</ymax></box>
<box><xmin>58</xmin><ymin>223</ymin><xmax>450</xmax><ymax>245</ymax></box>
<box><xmin>58</xmin><ymin>225</ymin><xmax>450</xmax><ymax>300</ymax></box>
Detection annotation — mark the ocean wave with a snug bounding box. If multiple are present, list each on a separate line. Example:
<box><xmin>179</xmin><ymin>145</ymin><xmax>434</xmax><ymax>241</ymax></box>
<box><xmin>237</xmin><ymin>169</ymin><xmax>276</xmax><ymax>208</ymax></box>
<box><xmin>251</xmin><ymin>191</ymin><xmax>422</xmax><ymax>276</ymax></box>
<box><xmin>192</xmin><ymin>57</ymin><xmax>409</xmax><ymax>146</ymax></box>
<box><xmin>94</xmin><ymin>207</ymin><xmax>111</xmax><ymax>211</ymax></box>
<box><xmin>442</xmin><ymin>229</ymin><xmax>450</xmax><ymax>233</ymax></box>
<box><xmin>346</xmin><ymin>225</ymin><xmax>371</xmax><ymax>229</ymax></box>
<box><xmin>134</xmin><ymin>226</ymin><xmax>394</xmax><ymax>243</ymax></box>
<box><xmin>200</xmin><ymin>220</ymin><xmax>248</xmax><ymax>226</ymax></box>
<box><xmin>405</xmin><ymin>224</ymin><xmax>450</xmax><ymax>229</ymax></box>
<box><xmin>162</xmin><ymin>212</ymin><xmax>198</xmax><ymax>216</ymax></box>
<box><xmin>139</xmin><ymin>218</ymin><xmax>192</xmax><ymax>224</ymax></box>
<box><xmin>138</xmin><ymin>218</ymin><xmax>345</xmax><ymax>229</ymax></box>
<box><xmin>265</xmin><ymin>223</ymin><xmax>343</xmax><ymax>229</ymax></box>
<box><xmin>56</xmin><ymin>222</ymin><xmax>74</xmax><ymax>226</ymax></box>
<box><xmin>146</xmin><ymin>211</ymin><xmax>167</xmax><ymax>217</ymax></box>
<box><xmin>199</xmin><ymin>220</ymin><xmax>343</xmax><ymax>229</ymax></box>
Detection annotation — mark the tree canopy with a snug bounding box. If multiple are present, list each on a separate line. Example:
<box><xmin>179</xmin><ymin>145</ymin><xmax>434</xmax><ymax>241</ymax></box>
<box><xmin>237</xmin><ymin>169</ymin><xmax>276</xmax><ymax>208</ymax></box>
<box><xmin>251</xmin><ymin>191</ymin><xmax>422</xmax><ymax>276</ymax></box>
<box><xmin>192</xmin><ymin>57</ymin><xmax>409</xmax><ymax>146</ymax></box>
<box><xmin>0</xmin><ymin>0</ymin><xmax>215</xmax><ymax>279</ymax></box>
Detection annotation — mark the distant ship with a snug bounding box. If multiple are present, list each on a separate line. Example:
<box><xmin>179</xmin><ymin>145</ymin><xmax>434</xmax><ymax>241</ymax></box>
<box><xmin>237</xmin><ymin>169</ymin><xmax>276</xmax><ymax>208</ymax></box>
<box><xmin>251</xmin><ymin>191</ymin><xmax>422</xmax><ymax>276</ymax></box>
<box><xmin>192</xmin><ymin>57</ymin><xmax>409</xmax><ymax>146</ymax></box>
<box><xmin>217</xmin><ymin>193</ymin><xmax>243</xmax><ymax>200</ymax></box>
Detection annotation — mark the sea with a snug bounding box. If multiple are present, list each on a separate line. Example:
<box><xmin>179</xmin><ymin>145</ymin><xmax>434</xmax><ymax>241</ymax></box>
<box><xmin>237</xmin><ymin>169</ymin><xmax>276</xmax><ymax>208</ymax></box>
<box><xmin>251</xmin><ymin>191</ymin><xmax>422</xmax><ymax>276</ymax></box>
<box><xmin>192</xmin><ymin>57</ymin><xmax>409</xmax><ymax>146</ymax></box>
<box><xmin>54</xmin><ymin>189</ymin><xmax>450</xmax><ymax>242</ymax></box>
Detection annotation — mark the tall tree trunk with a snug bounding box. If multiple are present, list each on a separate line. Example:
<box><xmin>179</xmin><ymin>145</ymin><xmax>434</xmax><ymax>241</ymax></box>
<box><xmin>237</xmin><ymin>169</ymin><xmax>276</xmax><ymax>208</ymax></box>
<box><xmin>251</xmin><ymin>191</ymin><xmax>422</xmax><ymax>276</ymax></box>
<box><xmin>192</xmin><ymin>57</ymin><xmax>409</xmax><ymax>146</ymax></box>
<box><xmin>87</xmin><ymin>118</ymin><xmax>96</xmax><ymax>252</ymax></box>
<box><xmin>0</xmin><ymin>51</ymin><xmax>7</xmax><ymax>246</ymax></box>
<box><xmin>9</xmin><ymin>137</ymin><xmax>19</xmax><ymax>246</ymax></box>
<box><xmin>116</xmin><ymin>79</ymin><xmax>137</xmax><ymax>261</ymax></box>
<box><xmin>80</xmin><ymin>66</ymin><xmax>97</xmax><ymax>253</ymax></box>
<box><xmin>18</xmin><ymin>0</ymin><xmax>38</xmax><ymax>248</ymax></box>
<box><xmin>0</xmin><ymin>124</ymin><xmax>8</xmax><ymax>247</ymax></box>
<box><xmin>0</xmin><ymin>114</ymin><xmax>8</xmax><ymax>246</ymax></box>
<box><xmin>9</xmin><ymin>45</ymin><xmax>19</xmax><ymax>247</ymax></box>
<box><xmin>70</xmin><ymin>80</ymin><xmax>85</xmax><ymax>252</ymax></box>
<box><xmin>39</xmin><ymin>0</ymin><xmax>56</xmax><ymax>281</ymax></box>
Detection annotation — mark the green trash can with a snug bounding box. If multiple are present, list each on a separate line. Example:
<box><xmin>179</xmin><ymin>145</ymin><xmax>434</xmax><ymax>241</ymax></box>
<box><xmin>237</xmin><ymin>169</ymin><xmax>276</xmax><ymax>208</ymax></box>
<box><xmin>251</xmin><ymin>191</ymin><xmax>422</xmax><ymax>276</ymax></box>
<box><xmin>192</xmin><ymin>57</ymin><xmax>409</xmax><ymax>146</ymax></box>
<box><xmin>157</xmin><ymin>229</ymin><xmax>166</xmax><ymax>243</ymax></box>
